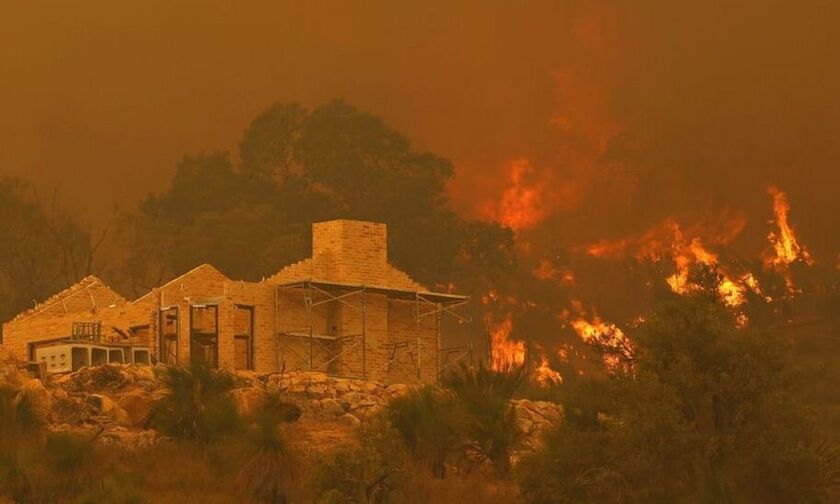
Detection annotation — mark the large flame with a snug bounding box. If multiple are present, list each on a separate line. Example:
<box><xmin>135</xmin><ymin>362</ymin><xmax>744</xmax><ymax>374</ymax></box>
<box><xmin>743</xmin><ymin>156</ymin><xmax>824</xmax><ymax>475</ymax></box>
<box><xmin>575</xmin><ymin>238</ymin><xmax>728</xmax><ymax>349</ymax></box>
<box><xmin>588</xmin><ymin>219</ymin><xmax>760</xmax><ymax>310</ymax></box>
<box><xmin>571</xmin><ymin>316</ymin><xmax>625</xmax><ymax>345</ymax></box>
<box><xmin>571</xmin><ymin>314</ymin><xmax>630</xmax><ymax>368</ymax></box>
<box><xmin>766</xmin><ymin>186</ymin><xmax>811</xmax><ymax>266</ymax></box>
<box><xmin>485</xmin><ymin>313</ymin><xmax>526</xmax><ymax>370</ymax></box>
<box><xmin>764</xmin><ymin>187</ymin><xmax>813</xmax><ymax>293</ymax></box>
<box><xmin>483</xmin><ymin>159</ymin><xmax>552</xmax><ymax>233</ymax></box>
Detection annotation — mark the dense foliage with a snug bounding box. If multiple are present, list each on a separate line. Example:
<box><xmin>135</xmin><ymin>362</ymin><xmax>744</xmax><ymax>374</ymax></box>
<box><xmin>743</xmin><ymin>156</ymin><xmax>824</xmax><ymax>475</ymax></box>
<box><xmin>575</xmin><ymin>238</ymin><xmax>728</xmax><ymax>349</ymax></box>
<box><xmin>519</xmin><ymin>293</ymin><xmax>840</xmax><ymax>503</ymax></box>
<box><xmin>151</xmin><ymin>363</ymin><xmax>239</xmax><ymax>442</ymax></box>
<box><xmin>114</xmin><ymin>100</ymin><xmax>514</xmax><ymax>296</ymax></box>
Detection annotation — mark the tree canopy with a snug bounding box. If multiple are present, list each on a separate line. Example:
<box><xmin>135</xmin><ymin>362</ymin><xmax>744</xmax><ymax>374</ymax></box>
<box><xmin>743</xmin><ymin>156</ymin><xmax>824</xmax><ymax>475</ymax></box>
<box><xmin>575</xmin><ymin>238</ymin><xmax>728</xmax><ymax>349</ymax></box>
<box><xmin>118</xmin><ymin>100</ymin><xmax>514</xmax><ymax>296</ymax></box>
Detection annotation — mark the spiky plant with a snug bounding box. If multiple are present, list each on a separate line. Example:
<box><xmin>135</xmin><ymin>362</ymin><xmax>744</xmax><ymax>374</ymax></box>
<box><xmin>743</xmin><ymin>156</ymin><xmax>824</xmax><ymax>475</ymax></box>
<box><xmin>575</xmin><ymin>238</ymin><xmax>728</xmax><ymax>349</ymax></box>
<box><xmin>151</xmin><ymin>362</ymin><xmax>239</xmax><ymax>442</ymax></box>
<box><xmin>387</xmin><ymin>386</ymin><xmax>463</xmax><ymax>479</ymax></box>
<box><xmin>440</xmin><ymin>362</ymin><xmax>528</xmax><ymax>474</ymax></box>
<box><xmin>238</xmin><ymin>413</ymin><xmax>297</xmax><ymax>504</ymax></box>
<box><xmin>0</xmin><ymin>380</ymin><xmax>50</xmax><ymax>502</ymax></box>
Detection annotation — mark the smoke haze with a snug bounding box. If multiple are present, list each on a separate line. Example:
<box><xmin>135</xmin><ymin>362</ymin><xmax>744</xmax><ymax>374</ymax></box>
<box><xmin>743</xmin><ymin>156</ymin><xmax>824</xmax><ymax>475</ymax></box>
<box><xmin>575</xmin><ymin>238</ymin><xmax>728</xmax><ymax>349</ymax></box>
<box><xmin>1</xmin><ymin>1</ymin><xmax>839</xmax><ymax>258</ymax></box>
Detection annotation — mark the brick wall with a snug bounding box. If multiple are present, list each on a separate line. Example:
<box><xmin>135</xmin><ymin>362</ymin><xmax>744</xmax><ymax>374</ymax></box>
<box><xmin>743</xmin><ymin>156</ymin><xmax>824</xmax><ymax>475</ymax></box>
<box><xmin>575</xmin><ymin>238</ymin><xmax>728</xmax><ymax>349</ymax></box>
<box><xmin>268</xmin><ymin>220</ymin><xmax>426</xmax><ymax>292</ymax></box>
<box><xmin>2</xmin><ymin>220</ymin><xmax>460</xmax><ymax>384</ymax></box>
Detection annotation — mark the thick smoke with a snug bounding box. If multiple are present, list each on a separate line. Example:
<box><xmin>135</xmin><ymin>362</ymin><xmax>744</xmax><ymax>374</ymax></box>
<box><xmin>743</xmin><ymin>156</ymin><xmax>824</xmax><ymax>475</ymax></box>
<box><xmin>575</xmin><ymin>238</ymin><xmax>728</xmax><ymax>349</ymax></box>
<box><xmin>1</xmin><ymin>1</ymin><xmax>838</xmax><ymax>262</ymax></box>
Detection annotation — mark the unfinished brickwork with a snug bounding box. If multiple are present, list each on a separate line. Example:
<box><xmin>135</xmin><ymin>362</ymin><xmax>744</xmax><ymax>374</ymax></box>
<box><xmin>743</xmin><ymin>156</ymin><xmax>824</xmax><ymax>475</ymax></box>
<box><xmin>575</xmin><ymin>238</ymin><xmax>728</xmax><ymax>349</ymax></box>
<box><xmin>1</xmin><ymin>219</ymin><xmax>470</xmax><ymax>384</ymax></box>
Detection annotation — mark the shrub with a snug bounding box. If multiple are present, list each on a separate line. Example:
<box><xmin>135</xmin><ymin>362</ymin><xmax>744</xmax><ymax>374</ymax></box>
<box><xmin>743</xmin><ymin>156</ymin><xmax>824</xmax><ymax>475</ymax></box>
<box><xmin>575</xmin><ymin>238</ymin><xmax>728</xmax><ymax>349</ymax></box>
<box><xmin>151</xmin><ymin>363</ymin><xmax>239</xmax><ymax>442</ymax></box>
<box><xmin>441</xmin><ymin>362</ymin><xmax>527</xmax><ymax>474</ymax></box>
<box><xmin>314</xmin><ymin>415</ymin><xmax>409</xmax><ymax>503</ymax></box>
<box><xmin>387</xmin><ymin>386</ymin><xmax>463</xmax><ymax>479</ymax></box>
<box><xmin>238</xmin><ymin>413</ymin><xmax>299</xmax><ymax>504</ymax></box>
<box><xmin>0</xmin><ymin>380</ymin><xmax>51</xmax><ymax>502</ymax></box>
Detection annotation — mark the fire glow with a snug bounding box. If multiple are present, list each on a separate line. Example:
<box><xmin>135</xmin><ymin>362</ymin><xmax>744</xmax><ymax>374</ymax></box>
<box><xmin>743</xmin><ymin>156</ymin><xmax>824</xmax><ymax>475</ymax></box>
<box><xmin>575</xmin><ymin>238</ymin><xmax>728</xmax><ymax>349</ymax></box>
<box><xmin>485</xmin><ymin>314</ymin><xmax>526</xmax><ymax>370</ymax></box>
<box><xmin>764</xmin><ymin>186</ymin><xmax>813</xmax><ymax>293</ymax></box>
<box><xmin>483</xmin><ymin>187</ymin><xmax>814</xmax><ymax>385</ymax></box>
<box><xmin>571</xmin><ymin>314</ymin><xmax>631</xmax><ymax>369</ymax></box>
<box><xmin>534</xmin><ymin>353</ymin><xmax>562</xmax><ymax>386</ymax></box>
<box><xmin>491</xmin><ymin>159</ymin><xmax>550</xmax><ymax>233</ymax></box>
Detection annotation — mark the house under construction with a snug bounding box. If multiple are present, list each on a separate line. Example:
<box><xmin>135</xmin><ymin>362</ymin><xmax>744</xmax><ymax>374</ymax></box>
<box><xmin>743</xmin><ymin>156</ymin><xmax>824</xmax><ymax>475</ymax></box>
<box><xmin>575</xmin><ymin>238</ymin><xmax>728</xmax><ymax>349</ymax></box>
<box><xmin>0</xmin><ymin>220</ymin><xmax>472</xmax><ymax>383</ymax></box>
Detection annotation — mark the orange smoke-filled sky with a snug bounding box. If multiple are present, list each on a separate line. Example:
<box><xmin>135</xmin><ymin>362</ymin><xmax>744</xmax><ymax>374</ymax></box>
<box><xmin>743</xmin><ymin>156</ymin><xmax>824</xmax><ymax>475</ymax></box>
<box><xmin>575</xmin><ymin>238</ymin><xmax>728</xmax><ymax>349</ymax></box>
<box><xmin>1</xmin><ymin>1</ymin><xmax>839</xmax><ymax>257</ymax></box>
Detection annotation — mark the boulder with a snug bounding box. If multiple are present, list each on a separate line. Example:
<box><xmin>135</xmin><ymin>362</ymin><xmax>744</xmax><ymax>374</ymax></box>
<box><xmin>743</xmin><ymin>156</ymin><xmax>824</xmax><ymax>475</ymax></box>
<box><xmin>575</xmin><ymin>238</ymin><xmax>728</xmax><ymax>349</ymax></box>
<box><xmin>306</xmin><ymin>372</ymin><xmax>330</xmax><ymax>384</ymax></box>
<box><xmin>87</xmin><ymin>394</ymin><xmax>117</xmax><ymax>415</ymax></box>
<box><xmin>116</xmin><ymin>390</ymin><xmax>155</xmax><ymax>428</ymax></box>
<box><xmin>337</xmin><ymin>413</ymin><xmax>361</xmax><ymax>427</ymax></box>
<box><xmin>233</xmin><ymin>370</ymin><xmax>261</xmax><ymax>388</ymax></box>
<box><xmin>332</xmin><ymin>378</ymin><xmax>353</xmax><ymax>394</ymax></box>
<box><xmin>306</xmin><ymin>383</ymin><xmax>328</xmax><ymax>399</ymax></box>
<box><xmin>51</xmin><ymin>372</ymin><xmax>74</xmax><ymax>387</ymax></box>
<box><xmin>126</xmin><ymin>365</ymin><xmax>156</xmax><ymax>384</ymax></box>
<box><xmin>264</xmin><ymin>374</ymin><xmax>290</xmax><ymax>393</ymax></box>
<box><xmin>231</xmin><ymin>388</ymin><xmax>266</xmax><ymax>418</ymax></box>
<box><xmin>386</xmin><ymin>383</ymin><xmax>409</xmax><ymax>397</ymax></box>
<box><xmin>362</xmin><ymin>382</ymin><xmax>381</xmax><ymax>395</ymax></box>
<box><xmin>319</xmin><ymin>398</ymin><xmax>345</xmax><ymax>417</ymax></box>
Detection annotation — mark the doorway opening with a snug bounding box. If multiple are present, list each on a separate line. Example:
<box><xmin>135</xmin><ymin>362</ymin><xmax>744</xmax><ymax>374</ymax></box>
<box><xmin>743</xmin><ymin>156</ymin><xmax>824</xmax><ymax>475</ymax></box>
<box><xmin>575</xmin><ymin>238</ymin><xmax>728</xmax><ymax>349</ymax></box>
<box><xmin>234</xmin><ymin>305</ymin><xmax>254</xmax><ymax>370</ymax></box>
<box><xmin>159</xmin><ymin>307</ymin><xmax>179</xmax><ymax>365</ymax></box>
<box><xmin>190</xmin><ymin>305</ymin><xmax>219</xmax><ymax>367</ymax></box>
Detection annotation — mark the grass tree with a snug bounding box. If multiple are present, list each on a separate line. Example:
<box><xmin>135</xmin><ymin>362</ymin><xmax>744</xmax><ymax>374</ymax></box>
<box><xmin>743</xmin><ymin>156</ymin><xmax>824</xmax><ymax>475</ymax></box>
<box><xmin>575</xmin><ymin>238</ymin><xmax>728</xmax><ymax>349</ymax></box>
<box><xmin>151</xmin><ymin>362</ymin><xmax>239</xmax><ymax>443</ymax></box>
<box><xmin>0</xmin><ymin>379</ymin><xmax>50</xmax><ymax>502</ymax></box>
<box><xmin>387</xmin><ymin>386</ymin><xmax>464</xmax><ymax>479</ymax></box>
<box><xmin>441</xmin><ymin>362</ymin><xmax>528</xmax><ymax>474</ymax></box>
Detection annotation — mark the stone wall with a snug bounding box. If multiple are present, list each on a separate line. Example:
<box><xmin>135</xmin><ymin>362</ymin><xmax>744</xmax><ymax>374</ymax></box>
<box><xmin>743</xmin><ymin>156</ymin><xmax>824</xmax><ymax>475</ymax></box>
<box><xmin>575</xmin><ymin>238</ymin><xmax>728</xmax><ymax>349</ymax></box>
<box><xmin>35</xmin><ymin>362</ymin><xmax>563</xmax><ymax>455</ymax></box>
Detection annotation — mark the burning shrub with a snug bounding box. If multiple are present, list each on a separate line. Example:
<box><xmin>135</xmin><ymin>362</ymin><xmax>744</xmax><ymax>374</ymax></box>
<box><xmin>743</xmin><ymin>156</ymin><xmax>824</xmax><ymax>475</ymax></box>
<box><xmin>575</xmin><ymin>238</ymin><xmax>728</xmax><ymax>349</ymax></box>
<box><xmin>518</xmin><ymin>293</ymin><xmax>839</xmax><ymax>504</ymax></box>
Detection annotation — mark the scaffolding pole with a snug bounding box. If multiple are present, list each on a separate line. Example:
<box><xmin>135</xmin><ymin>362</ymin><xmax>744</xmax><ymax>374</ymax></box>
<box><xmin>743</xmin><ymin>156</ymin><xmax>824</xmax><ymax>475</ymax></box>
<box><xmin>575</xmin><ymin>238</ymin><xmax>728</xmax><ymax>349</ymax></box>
<box><xmin>276</xmin><ymin>279</ymin><xmax>470</xmax><ymax>382</ymax></box>
<box><xmin>361</xmin><ymin>287</ymin><xmax>367</xmax><ymax>380</ymax></box>
<box><xmin>275</xmin><ymin>280</ymin><xmax>368</xmax><ymax>379</ymax></box>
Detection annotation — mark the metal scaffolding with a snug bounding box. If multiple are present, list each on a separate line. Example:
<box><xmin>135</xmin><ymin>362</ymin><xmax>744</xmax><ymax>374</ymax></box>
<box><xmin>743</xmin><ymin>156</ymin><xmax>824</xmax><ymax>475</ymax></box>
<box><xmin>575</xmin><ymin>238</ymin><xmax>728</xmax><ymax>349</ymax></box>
<box><xmin>274</xmin><ymin>279</ymin><xmax>471</xmax><ymax>382</ymax></box>
<box><xmin>275</xmin><ymin>280</ymin><xmax>368</xmax><ymax>379</ymax></box>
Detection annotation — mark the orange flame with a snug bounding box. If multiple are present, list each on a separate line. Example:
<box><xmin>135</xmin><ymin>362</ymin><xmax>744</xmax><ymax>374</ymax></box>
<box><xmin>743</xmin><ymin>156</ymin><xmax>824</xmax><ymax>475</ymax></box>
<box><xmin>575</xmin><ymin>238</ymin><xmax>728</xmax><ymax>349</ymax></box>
<box><xmin>586</xmin><ymin>217</ymin><xmax>764</xmax><ymax>312</ymax></box>
<box><xmin>532</xmin><ymin>259</ymin><xmax>575</xmax><ymax>285</ymax></box>
<box><xmin>534</xmin><ymin>353</ymin><xmax>562</xmax><ymax>386</ymax></box>
<box><xmin>489</xmin><ymin>159</ymin><xmax>550</xmax><ymax>232</ymax></box>
<box><xmin>571</xmin><ymin>316</ymin><xmax>626</xmax><ymax>345</ymax></box>
<box><xmin>764</xmin><ymin>187</ymin><xmax>813</xmax><ymax>293</ymax></box>
<box><xmin>766</xmin><ymin>187</ymin><xmax>811</xmax><ymax>266</ymax></box>
<box><xmin>571</xmin><ymin>314</ymin><xmax>630</xmax><ymax>368</ymax></box>
<box><xmin>485</xmin><ymin>314</ymin><xmax>526</xmax><ymax>370</ymax></box>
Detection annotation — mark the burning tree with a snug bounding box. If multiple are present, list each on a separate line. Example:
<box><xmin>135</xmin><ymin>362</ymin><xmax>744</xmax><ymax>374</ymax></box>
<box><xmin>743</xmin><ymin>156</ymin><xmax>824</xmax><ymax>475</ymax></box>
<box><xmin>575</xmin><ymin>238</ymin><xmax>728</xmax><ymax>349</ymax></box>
<box><xmin>518</xmin><ymin>291</ymin><xmax>839</xmax><ymax>504</ymax></box>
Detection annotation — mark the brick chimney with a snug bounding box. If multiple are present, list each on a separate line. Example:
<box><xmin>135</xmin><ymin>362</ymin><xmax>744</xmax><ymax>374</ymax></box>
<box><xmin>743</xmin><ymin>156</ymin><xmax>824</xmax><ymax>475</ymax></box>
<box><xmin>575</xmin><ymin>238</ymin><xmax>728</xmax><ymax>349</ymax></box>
<box><xmin>312</xmin><ymin>220</ymin><xmax>389</xmax><ymax>285</ymax></box>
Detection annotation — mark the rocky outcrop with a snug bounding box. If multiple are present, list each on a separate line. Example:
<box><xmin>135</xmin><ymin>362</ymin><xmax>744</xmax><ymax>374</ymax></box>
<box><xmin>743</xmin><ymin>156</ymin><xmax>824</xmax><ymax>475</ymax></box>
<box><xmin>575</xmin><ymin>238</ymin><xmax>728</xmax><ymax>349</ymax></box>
<box><xmin>0</xmin><ymin>357</ymin><xmax>563</xmax><ymax>454</ymax></box>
